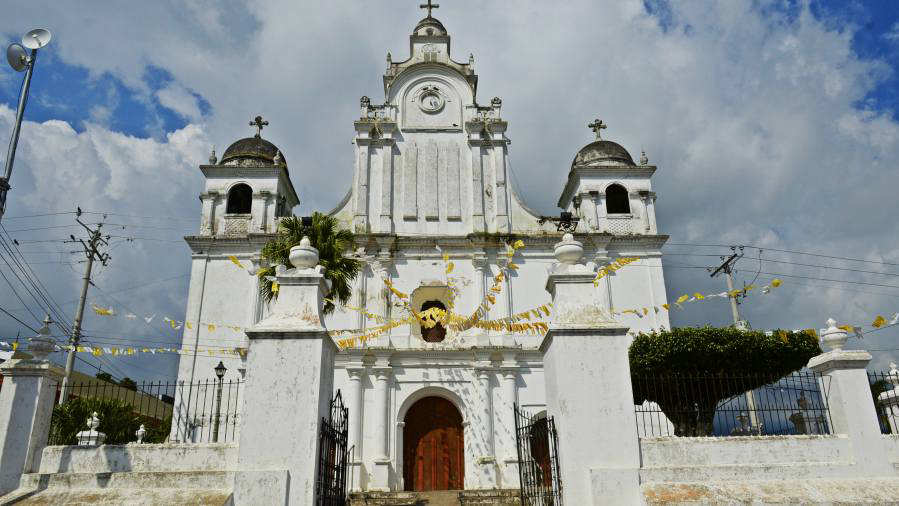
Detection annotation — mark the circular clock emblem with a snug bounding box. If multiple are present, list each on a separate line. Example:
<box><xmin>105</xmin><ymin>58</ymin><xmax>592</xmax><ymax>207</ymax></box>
<box><xmin>418</xmin><ymin>87</ymin><xmax>445</xmax><ymax>114</ymax></box>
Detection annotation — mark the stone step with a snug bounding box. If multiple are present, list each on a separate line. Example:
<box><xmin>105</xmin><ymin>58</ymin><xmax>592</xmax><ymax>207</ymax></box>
<box><xmin>17</xmin><ymin>470</ymin><xmax>235</xmax><ymax>491</ymax></box>
<box><xmin>0</xmin><ymin>487</ymin><xmax>231</xmax><ymax>506</ymax></box>
<box><xmin>348</xmin><ymin>489</ymin><xmax>520</xmax><ymax>506</ymax></box>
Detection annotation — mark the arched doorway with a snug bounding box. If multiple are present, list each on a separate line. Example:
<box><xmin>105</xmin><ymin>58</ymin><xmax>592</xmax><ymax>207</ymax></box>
<box><xmin>403</xmin><ymin>396</ymin><xmax>464</xmax><ymax>491</ymax></box>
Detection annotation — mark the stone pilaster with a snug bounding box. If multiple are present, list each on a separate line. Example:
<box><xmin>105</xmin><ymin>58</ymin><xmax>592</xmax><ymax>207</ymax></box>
<box><xmin>0</xmin><ymin>359</ymin><xmax>63</xmax><ymax>495</ymax></box>
<box><xmin>233</xmin><ymin>237</ymin><xmax>336</xmax><ymax>505</ymax></box>
<box><xmin>497</xmin><ymin>367</ymin><xmax>520</xmax><ymax>488</ymax></box>
<box><xmin>370</xmin><ymin>367</ymin><xmax>393</xmax><ymax>491</ymax></box>
<box><xmin>540</xmin><ymin>233</ymin><xmax>640</xmax><ymax>504</ymax></box>
<box><xmin>347</xmin><ymin>367</ymin><xmax>365</xmax><ymax>491</ymax></box>
<box><xmin>808</xmin><ymin>320</ymin><xmax>894</xmax><ymax>476</ymax></box>
<box><xmin>473</xmin><ymin>365</ymin><xmax>497</xmax><ymax>488</ymax></box>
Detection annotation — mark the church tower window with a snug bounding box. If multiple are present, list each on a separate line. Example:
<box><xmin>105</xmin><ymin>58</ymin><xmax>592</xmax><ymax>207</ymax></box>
<box><xmin>420</xmin><ymin>300</ymin><xmax>447</xmax><ymax>342</ymax></box>
<box><xmin>605</xmin><ymin>184</ymin><xmax>630</xmax><ymax>214</ymax></box>
<box><xmin>226</xmin><ymin>184</ymin><xmax>252</xmax><ymax>214</ymax></box>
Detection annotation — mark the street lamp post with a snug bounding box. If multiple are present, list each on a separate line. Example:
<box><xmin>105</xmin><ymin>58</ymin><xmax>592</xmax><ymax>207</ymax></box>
<box><xmin>213</xmin><ymin>361</ymin><xmax>227</xmax><ymax>442</ymax></box>
<box><xmin>1</xmin><ymin>29</ymin><xmax>51</xmax><ymax>222</ymax></box>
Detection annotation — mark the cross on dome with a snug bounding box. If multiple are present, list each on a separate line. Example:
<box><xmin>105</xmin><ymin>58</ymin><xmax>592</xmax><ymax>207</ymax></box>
<box><xmin>250</xmin><ymin>115</ymin><xmax>269</xmax><ymax>138</ymax></box>
<box><xmin>588</xmin><ymin>118</ymin><xmax>607</xmax><ymax>140</ymax></box>
<box><xmin>420</xmin><ymin>0</ymin><xmax>439</xmax><ymax>17</ymax></box>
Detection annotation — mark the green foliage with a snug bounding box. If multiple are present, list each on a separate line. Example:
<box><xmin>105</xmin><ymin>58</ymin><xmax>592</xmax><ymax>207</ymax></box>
<box><xmin>50</xmin><ymin>397</ymin><xmax>142</xmax><ymax>445</ymax></box>
<box><xmin>119</xmin><ymin>377</ymin><xmax>137</xmax><ymax>391</ymax></box>
<box><xmin>629</xmin><ymin>326</ymin><xmax>821</xmax><ymax>435</ymax></box>
<box><xmin>95</xmin><ymin>372</ymin><xmax>114</xmax><ymax>383</ymax></box>
<box><xmin>259</xmin><ymin>213</ymin><xmax>361</xmax><ymax>315</ymax></box>
<box><xmin>50</xmin><ymin>396</ymin><xmax>173</xmax><ymax>445</ymax></box>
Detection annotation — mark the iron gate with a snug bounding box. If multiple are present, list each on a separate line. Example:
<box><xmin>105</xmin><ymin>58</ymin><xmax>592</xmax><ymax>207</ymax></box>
<box><xmin>514</xmin><ymin>404</ymin><xmax>563</xmax><ymax>505</ymax></box>
<box><xmin>316</xmin><ymin>390</ymin><xmax>349</xmax><ymax>506</ymax></box>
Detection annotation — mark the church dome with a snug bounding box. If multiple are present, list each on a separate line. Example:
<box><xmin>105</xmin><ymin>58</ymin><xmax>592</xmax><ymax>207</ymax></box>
<box><xmin>413</xmin><ymin>16</ymin><xmax>447</xmax><ymax>37</ymax></box>
<box><xmin>571</xmin><ymin>140</ymin><xmax>635</xmax><ymax>168</ymax></box>
<box><xmin>220</xmin><ymin>136</ymin><xmax>285</xmax><ymax>167</ymax></box>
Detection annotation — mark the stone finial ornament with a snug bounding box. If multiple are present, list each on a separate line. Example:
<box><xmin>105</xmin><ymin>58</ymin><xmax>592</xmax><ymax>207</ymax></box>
<box><xmin>135</xmin><ymin>424</ymin><xmax>147</xmax><ymax>444</ymax></box>
<box><xmin>209</xmin><ymin>146</ymin><xmax>217</xmax><ymax>165</ymax></box>
<box><xmin>639</xmin><ymin>150</ymin><xmax>648</xmax><ymax>165</ymax></box>
<box><xmin>553</xmin><ymin>233</ymin><xmax>584</xmax><ymax>265</ymax></box>
<box><xmin>77</xmin><ymin>412</ymin><xmax>106</xmax><ymax>446</ymax></box>
<box><xmin>289</xmin><ymin>236</ymin><xmax>319</xmax><ymax>269</ymax></box>
<box><xmin>29</xmin><ymin>315</ymin><xmax>56</xmax><ymax>361</ymax></box>
<box><xmin>386</xmin><ymin>51</ymin><xmax>392</xmax><ymax>64</ymax></box>
<box><xmin>820</xmin><ymin>317</ymin><xmax>848</xmax><ymax>351</ymax></box>
<box><xmin>273</xmin><ymin>150</ymin><xmax>283</xmax><ymax>166</ymax></box>
<box><xmin>469</xmin><ymin>53</ymin><xmax>475</xmax><ymax>66</ymax></box>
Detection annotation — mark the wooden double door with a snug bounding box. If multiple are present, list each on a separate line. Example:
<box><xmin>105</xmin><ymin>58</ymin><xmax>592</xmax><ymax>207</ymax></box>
<box><xmin>403</xmin><ymin>396</ymin><xmax>464</xmax><ymax>491</ymax></box>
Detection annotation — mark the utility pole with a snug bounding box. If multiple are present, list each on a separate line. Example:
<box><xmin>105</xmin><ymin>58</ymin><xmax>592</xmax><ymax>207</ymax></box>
<box><xmin>59</xmin><ymin>208</ymin><xmax>109</xmax><ymax>404</ymax></box>
<box><xmin>709</xmin><ymin>246</ymin><xmax>759</xmax><ymax>432</ymax></box>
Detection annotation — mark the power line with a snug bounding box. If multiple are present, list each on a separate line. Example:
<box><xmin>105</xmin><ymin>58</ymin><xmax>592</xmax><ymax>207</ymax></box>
<box><xmin>666</xmin><ymin>242</ymin><xmax>899</xmax><ymax>267</ymax></box>
<box><xmin>665</xmin><ymin>253</ymin><xmax>899</xmax><ymax>277</ymax></box>
<box><xmin>2</xmin><ymin>211</ymin><xmax>76</xmax><ymax>219</ymax></box>
<box><xmin>0</xmin><ymin>304</ymin><xmax>39</xmax><ymax>333</ymax></box>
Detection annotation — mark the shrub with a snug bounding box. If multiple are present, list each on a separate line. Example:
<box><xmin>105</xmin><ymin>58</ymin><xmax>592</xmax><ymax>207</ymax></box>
<box><xmin>629</xmin><ymin>326</ymin><xmax>821</xmax><ymax>436</ymax></box>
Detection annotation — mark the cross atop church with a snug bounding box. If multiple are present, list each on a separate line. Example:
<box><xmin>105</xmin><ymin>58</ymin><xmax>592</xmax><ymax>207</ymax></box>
<box><xmin>420</xmin><ymin>0</ymin><xmax>439</xmax><ymax>17</ymax></box>
<box><xmin>588</xmin><ymin>118</ymin><xmax>607</xmax><ymax>140</ymax></box>
<box><xmin>250</xmin><ymin>115</ymin><xmax>269</xmax><ymax>138</ymax></box>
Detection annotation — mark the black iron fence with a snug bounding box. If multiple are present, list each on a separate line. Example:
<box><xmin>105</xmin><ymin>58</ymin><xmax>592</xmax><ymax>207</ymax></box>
<box><xmin>869</xmin><ymin>370</ymin><xmax>899</xmax><ymax>434</ymax></box>
<box><xmin>48</xmin><ymin>379</ymin><xmax>243</xmax><ymax>445</ymax></box>
<box><xmin>316</xmin><ymin>390</ymin><xmax>349</xmax><ymax>506</ymax></box>
<box><xmin>514</xmin><ymin>404</ymin><xmax>562</xmax><ymax>506</ymax></box>
<box><xmin>633</xmin><ymin>371</ymin><xmax>832</xmax><ymax>437</ymax></box>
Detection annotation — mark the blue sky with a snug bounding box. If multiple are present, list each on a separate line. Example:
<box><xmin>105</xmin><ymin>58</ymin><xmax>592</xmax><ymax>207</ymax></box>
<box><xmin>1</xmin><ymin>0</ymin><xmax>898</xmax><ymax>382</ymax></box>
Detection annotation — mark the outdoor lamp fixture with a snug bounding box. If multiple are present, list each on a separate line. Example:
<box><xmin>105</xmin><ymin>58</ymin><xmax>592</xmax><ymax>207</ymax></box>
<box><xmin>215</xmin><ymin>361</ymin><xmax>227</xmax><ymax>380</ymax></box>
<box><xmin>213</xmin><ymin>361</ymin><xmax>227</xmax><ymax>442</ymax></box>
<box><xmin>1</xmin><ymin>28</ymin><xmax>51</xmax><ymax>223</ymax></box>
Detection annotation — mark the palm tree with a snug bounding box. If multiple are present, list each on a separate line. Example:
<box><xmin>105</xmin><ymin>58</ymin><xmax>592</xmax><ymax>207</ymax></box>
<box><xmin>258</xmin><ymin>213</ymin><xmax>361</xmax><ymax>315</ymax></box>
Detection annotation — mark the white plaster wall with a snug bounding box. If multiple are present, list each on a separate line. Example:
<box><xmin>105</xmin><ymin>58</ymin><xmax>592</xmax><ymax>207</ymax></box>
<box><xmin>38</xmin><ymin>444</ymin><xmax>237</xmax><ymax>474</ymax></box>
<box><xmin>639</xmin><ymin>436</ymin><xmax>856</xmax><ymax>482</ymax></box>
<box><xmin>333</xmin><ymin>355</ymin><xmax>543</xmax><ymax>492</ymax></box>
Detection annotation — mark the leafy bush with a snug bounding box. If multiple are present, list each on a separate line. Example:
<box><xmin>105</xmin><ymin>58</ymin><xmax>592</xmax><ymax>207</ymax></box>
<box><xmin>629</xmin><ymin>326</ymin><xmax>821</xmax><ymax>436</ymax></box>
<box><xmin>49</xmin><ymin>397</ymin><xmax>165</xmax><ymax>445</ymax></box>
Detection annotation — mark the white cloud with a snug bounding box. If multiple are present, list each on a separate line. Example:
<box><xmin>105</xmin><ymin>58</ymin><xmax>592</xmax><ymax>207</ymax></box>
<box><xmin>155</xmin><ymin>83</ymin><xmax>203</xmax><ymax>121</ymax></box>
<box><xmin>2</xmin><ymin>1</ymin><xmax>899</xmax><ymax>374</ymax></box>
<box><xmin>885</xmin><ymin>21</ymin><xmax>899</xmax><ymax>42</ymax></box>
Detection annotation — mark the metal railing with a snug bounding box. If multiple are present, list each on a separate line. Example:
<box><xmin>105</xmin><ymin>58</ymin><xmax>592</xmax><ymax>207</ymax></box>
<box><xmin>48</xmin><ymin>379</ymin><xmax>243</xmax><ymax>445</ymax></box>
<box><xmin>633</xmin><ymin>371</ymin><xmax>831</xmax><ymax>437</ymax></box>
<box><xmin>515</xmin><ymin>404</ymin><xmax>563</xmax><ymax>506</ymax></box>
<box><xmin>869</xmin><ymin>370</ymin><xmax>899</xmax><ymax>434</ymax></box>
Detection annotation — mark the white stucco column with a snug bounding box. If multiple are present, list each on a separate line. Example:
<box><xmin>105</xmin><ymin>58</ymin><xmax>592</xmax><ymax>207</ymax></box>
<box><xmin>541</xmin><ymin>233</ymin><xmax>640</xmax><ymax>504</ymax></box>
<box><xmin>233</xmin><ymin>237</ymin><xmax>337</xmax><ymax>505</ymax></box>
<box><xmin>808</xmin><ymin>320</ymin><xmax>894</xmax><ymax>477</ymax></box>
<box><xmin>370</xmin><ymin>367</ymin><xmax>392</xmax><ymax>491</ymax></box>
<box><xmin>0</xmin><ymin>357</ymin><xmax>63</xmax><ymax>495</ymax></box>
<box><xmin>199</xmin><ymin>192</ymin><xmax>217</xmax><ymax>235</ymax></box>
<box><xmin>474</xmin><ymin>366</ymin><xmax>498</xmax><ymax>487</ymax></box>
<box><xmin>497</xmin><ymin>368</ymin><xmax>520</xmax><ymax>488</ymax></box>
<box><xmin>472</xmin><ymin>252</ymin><xmax>489</xmax><ymax>337</ymax></box>
<box><xmin>347</xmin><ymin>368</ymin><xmax>365</xmax><ymax>491</ymax></box>
<box><xmin>250</xmin><ymin>192</ymin><xmax>267</xmax><ymax>232</ymax></box>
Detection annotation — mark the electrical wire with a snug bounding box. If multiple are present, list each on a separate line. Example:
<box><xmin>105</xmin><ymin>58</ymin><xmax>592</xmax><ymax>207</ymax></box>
<box><xmin>665</xmin><ymin>242</ymin><xmax>899</xmax><ymax>267</ymax></box>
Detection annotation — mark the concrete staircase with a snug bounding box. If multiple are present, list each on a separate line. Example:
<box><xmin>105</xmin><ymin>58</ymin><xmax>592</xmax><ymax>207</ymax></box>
<box><xmin>348</xmin><ymin>489</ymin><xmax>520</xmax><ymax>506</ymax></box>
<box><xmin>0</xmin><ymin>470</ymin><xmax>233</xmax><ymax>505</ymax></box>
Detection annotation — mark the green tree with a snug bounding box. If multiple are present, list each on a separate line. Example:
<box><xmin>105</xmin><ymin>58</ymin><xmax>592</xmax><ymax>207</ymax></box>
<box><xmin>258</xmin><ymin>213</ymin><xmax>361</xmax><ymax>315</ymax></box>
<box><xmin>95</xmin><ymin>372</ymin><xmax>114</xmax><ymax>383</ymax></box>
<box><xmin>629</xmin><ymin>326</ymin><xmax>821</xmax><ymax>436</ymax></box>
<box><xmin>119</xmin><ymin>377</ymin><xmax>137</xmax><ymax>391</ymax></box>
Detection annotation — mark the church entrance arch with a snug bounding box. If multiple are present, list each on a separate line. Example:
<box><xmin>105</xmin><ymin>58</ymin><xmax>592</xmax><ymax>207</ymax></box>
<box><xmin>403</xmin><ymin>396</ymin><xmax>464</xmax><ymax>491</ymax></box>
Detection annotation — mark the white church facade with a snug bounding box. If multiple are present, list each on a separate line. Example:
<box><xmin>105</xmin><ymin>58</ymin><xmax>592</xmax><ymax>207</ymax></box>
<box><xmin>174</xmin><ymin>9</ymin><xmax>670</xmax><ymax>494</ymax></box>
<box><xmin>3</xmin><ymin>6</ymin><xmax>899</xmax><ymax>506</ymax></box>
